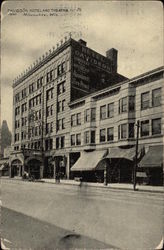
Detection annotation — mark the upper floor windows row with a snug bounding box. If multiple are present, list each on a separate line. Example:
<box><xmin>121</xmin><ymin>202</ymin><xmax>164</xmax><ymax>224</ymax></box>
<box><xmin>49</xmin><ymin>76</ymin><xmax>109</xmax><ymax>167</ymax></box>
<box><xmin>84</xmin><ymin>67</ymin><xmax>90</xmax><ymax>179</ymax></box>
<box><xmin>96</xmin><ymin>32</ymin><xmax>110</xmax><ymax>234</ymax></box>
<box><xmin>100</xmin><ymin>127</ymin><xmax>114</xmax><ymax>142</ymax></box>
<box><xmin>100</xmin><ymin>103</ymin><xmax>114</xmax><ymax>120</ymax></box>
<box><xmin>29</xmin><ymin>94</ymin><xmax>41</xmax><ymax>108</ymax></box>
<box><xmin>141</xmin><ymin>88</ymin><xmax>161</xmax><ymax>110</ymax></box>
<box><xmin>71</xmin><ymin>133</ymin><xmax>81</xmax><ymax>146</ymax></box>
<box><xmin>140</xmin><ymin>118</ymin><xmax>161</xmax><ymax>137</ymax></box>
<box><xmin>71</xmin><ymin>113</ymin><xmax>81</xmax><ymax>126</ymax></box>
<box><xmin>85</xmin><ymin>108</ymin><xmax>96</xmax><ymax>122</ymax></box>
<box><xmin>56</xmin><ymin>136</ymin><xmax>65</xmax><ymax>149</ymax></box>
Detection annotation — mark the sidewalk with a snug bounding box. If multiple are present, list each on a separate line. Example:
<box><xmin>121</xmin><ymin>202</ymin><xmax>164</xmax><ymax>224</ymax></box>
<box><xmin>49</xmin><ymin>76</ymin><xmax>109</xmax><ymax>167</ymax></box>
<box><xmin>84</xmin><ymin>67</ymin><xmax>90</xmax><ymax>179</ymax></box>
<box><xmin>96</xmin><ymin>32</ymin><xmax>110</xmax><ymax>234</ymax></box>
<box><xmin>42</xmin><ymin>178</ymin><xmax>164</xmax><ymax>193</ymax></box>
<box><xmin>1</xmin><ymin>177</ymin><xmax>163</xmax><ymax>193</ymax></box>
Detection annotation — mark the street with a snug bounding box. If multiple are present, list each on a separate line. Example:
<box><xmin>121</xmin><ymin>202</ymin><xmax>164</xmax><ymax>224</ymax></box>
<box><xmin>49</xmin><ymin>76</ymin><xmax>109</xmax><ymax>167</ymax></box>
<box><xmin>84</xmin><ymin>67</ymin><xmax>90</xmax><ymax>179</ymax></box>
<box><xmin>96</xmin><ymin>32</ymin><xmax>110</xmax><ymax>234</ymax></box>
<box><xmin>0</xmin><ymin>179</ymin><xmax>164</xmax><ymax>249</ymax></box>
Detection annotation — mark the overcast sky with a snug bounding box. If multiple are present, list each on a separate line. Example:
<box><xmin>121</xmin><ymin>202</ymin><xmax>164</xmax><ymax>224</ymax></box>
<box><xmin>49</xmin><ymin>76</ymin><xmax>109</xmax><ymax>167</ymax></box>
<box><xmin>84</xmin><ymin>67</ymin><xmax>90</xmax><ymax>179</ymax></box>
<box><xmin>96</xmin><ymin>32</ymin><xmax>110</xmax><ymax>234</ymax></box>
<box><xmin>1</xmin><ymin>1</ymin><xmax>163</xmax><ymax>131</ymax></box>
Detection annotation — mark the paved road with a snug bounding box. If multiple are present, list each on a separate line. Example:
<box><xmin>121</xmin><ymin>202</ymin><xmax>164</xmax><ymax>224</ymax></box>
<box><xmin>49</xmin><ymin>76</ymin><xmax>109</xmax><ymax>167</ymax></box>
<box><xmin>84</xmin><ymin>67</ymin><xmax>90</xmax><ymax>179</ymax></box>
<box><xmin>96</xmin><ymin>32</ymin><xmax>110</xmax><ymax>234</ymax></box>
<box><xmin>1</xmin><ymin>179</ymin><xmax>164</xmax><ymax>249</ymax></box>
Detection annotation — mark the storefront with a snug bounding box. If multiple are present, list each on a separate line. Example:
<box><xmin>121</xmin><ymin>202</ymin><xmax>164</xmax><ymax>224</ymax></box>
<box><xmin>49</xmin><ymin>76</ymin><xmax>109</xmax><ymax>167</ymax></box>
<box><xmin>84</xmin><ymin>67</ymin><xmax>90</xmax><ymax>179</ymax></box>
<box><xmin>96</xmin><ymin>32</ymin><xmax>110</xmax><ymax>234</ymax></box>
<box><xmin>138</xmin><ymin>145</ymin><xmax>163</xmax><ymax>186</ymax></box>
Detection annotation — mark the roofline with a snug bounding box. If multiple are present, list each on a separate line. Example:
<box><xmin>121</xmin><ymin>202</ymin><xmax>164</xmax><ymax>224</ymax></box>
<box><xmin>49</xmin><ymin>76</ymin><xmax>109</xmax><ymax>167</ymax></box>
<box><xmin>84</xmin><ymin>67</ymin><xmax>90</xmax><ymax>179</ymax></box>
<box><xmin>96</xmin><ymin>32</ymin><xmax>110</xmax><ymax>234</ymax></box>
<box><xmin>69</xmin><ymin>66</ymin><xmax>164</xmax><ymax>106</ymax></box>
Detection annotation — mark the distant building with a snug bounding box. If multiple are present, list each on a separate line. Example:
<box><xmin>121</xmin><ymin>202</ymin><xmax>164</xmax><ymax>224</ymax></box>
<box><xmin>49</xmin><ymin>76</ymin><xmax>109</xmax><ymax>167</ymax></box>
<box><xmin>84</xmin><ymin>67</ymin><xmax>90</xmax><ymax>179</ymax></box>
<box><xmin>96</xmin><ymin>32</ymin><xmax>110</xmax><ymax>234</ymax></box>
<box><xmin>10</xmin><ymin>37</ymin><xmax>163</xmax><ymax>185</ymax></box>
<box><xmin>1</xmin><ymin>120</ymin><xmax>12</xmax><ymax>157</ymax></box>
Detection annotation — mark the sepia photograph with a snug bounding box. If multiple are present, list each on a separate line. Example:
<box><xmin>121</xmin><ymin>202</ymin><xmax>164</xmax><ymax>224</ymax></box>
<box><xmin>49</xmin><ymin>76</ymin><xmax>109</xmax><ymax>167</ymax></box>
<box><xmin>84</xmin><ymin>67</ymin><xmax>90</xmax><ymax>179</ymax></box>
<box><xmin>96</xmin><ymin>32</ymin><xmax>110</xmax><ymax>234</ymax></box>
<box><xmin>0</xmin><ymin>0</ymin><xmax>163</xmax><ymax>249</ymax></box>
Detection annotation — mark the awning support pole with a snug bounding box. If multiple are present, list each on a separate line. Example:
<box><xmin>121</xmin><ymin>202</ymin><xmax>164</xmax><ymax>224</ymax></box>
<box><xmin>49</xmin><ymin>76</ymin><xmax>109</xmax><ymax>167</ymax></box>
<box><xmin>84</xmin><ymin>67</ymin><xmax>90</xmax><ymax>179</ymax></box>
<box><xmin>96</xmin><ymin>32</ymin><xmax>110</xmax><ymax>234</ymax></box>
<box><xmin>133</xmin><ymin>120</ymin><xmax>140</xmax><ymax>190</ymax></box>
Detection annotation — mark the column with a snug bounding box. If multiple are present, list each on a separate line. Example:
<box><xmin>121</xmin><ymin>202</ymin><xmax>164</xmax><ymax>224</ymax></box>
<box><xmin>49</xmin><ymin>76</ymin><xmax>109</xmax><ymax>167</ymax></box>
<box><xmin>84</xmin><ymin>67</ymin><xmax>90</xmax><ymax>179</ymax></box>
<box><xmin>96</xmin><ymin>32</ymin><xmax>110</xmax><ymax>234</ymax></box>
<box><xmin>66</xmin><ymin>153</ymin><xmax>70</xmax><ymax>180</ymax></box>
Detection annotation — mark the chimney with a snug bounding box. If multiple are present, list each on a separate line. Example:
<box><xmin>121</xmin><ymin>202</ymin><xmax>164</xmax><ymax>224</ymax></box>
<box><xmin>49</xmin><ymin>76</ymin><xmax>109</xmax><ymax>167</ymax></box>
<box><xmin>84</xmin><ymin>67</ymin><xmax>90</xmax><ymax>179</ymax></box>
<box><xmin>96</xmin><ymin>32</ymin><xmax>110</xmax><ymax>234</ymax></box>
<box><xmin>78</xmin><ymin>39</ymin><xmax>87</xmax><ymax>46</ymax></box>
<box><xmin>106</xmin><ymin>48</ymin><xmax>118</xmax><ymax>73</ymax></box>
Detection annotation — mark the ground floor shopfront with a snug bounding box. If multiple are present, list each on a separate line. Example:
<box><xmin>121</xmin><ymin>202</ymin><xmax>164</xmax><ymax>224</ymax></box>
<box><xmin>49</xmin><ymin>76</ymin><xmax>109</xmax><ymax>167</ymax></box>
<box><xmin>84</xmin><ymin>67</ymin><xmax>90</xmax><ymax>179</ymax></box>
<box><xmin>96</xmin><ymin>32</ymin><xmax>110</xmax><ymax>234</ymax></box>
<box><xmin>9</xmin><ymin>145</ymin><xmax>163</xmax><ymax>185</ymax></box>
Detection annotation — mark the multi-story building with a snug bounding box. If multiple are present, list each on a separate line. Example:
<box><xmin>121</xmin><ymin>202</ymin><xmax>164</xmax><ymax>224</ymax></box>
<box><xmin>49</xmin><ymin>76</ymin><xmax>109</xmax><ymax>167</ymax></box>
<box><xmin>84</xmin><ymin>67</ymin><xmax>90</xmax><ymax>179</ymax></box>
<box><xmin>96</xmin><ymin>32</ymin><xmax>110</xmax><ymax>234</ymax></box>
<box><xmin>70</xmin><ymin>66</ymin><xmax>164</xmax><ymax>185</ymax></box>
<box><xmin>10</xmin><ymin>37</ymin><xmax>126</xmax><ymax>179</ymax></box>
<box><xmin>10</xmin><ymin>37</ymin><xmax>163</xmax><ymax>185</ymax></box>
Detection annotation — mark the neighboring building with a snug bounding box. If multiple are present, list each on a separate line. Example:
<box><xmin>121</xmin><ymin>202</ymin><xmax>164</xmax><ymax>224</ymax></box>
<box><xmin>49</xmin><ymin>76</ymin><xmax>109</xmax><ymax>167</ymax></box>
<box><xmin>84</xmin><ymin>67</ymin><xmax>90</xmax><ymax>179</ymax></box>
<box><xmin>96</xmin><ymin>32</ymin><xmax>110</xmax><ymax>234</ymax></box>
<box><xmin>70</xmin><ymin>66</ymin><xmax>164</xmax><ymax>185</ymax></box>
<box><xmin>10</xmin><ymin>37</ymin><xmax>163</xmax><ymax>185</ymax></box>
<box><xmin>1</xmin><ymin>120</ymin><xmax>12</xmax><ymax>157</ymax></box>
<box><xmin>10</xmin><ymin>37</ymin><xmax>126</xmax><ymax>179</ymax></box>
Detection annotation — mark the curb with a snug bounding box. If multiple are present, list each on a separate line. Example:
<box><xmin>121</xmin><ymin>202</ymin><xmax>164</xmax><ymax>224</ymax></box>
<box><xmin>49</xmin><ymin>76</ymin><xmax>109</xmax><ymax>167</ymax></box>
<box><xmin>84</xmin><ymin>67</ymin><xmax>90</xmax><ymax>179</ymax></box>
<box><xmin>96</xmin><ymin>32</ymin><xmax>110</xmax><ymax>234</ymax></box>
<box><xmin>1</xmin><ymin>177</ymin><xmax>164</xmax><ymax>194</ymax></box>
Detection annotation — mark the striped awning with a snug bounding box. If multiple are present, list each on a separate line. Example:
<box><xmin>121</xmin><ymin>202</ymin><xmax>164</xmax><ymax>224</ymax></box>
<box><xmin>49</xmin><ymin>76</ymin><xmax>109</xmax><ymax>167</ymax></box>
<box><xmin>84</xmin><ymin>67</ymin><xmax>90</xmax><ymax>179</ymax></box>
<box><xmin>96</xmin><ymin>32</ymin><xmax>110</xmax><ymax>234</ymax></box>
<box><xmin>71</xmin><ymin>150</ymin><xmax>107</xmax><ymax>171</ymax></box>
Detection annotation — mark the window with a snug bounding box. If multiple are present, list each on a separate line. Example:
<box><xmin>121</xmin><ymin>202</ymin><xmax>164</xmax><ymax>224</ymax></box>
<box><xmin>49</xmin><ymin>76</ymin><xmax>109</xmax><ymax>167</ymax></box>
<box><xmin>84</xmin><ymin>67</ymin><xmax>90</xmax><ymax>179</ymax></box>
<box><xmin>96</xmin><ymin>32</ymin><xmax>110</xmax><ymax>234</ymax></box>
<box><xmin>77</xmin><ymin>113</ymin><xmax>81</xmax><ymax>125</ymax></box>
<box><xmin>119</xmin><ymin>97</ymin><xmax>127</xmax><ymax>113</ymax></box>
<box><xmin>129</xmin><ymin>96</ymin><xmax>135</xmax><ymax>111</ymax></box>
<box><xmin>76</xmin><ymin>134</ymin><xmax>81</xmax><ymax>145</ymax></box>
<box><xmin>37</xmin><ymin>77</ymin><xmax>43</xmax><ymax>89</ymax></box>
<box><xmin>62</xmin><ymin>118</ymin><xmax>65</xmax><ymax>129</ymax></box>
<box><xmin>57</xmin><ymin>62</ymin><xmax>66</xmax><ymax>76</ymax></box>
<box><xmin>62</xmin><ymin>99</ymin><xmax>65</xmax><ymax>111</ymax></box>
<box><xmin>46</xmin><ymin>122</ymin><xmax>53</xmax><ymax>134</ymax></box>
<box><xmin>152</xmin><ymin>118</ymin><xmax>161</xmax><ymax>135</ymax></box>
<box><xmin>85</xmin><ymin>109</ymin><xmax>90</xmax><ymax>122</ymax></box>
<box><xmin>152</xmin><ymin>88</ymin><xmax>161</xmax><ymax>107</ymax></box>
<box><xmin>21</xmin><ymin>103</ymin><xmax>27</xmax><ymax>113</ymax></box>
<box><xmin>141</xmin><ymin>92</ymin><xmax>149</xmax><ymax>110</ymax></box>
<box><xmin>129</xmin><ymin>123</ymin><xmax>134</xmax><ymax>138</ymax></box>
<box><xmin>84</xmin><ymin>131</ymin><xmax>90</xmax><ymax>144</ymax></box>
<box><xmin>91</xmin><ymin>108</ymin><xmax>96</xmax><ymax>121</ymax></box>
<box><xmin>29</xmin><ymin>83</ymin><xmax>34</xmax><ymax>94</ymax></box>
<box><xmin>46</xmin><ymin>88</ymin><xmax>53</xmax><ymax>100</ymax></box>
<box><xmin>56</xmin><ymin>138</ymin><xmax>59</xmax><ymax>149</ymax></box>
<box><xmin>57</xmin><ymin>101</ymin><xmax>62</xmax><ymax>113</ymax></box>
<box><xmin>22</xmin><ymin>88</ymin><xmax>26</xmax><ymax>99</ymax></box>
<box><xmin>61</xmin><ymin>136</ymin><xmax>65</xmax><ymax>148</ymax></box>
<box><xmin>100</xmin><ymin>105</ymin><xmax>106</xmax><ymax>120</ymax></box>
<box><xmin>15</xmin><ymin>93</ymin><xmax>20</xmax><ymax>103</ymax></box>
<box><xmin>71</xmin><ymin>114</ymin><xmax>76</xmax><ymax>126</ymax></box>
<box><xmin>100</xmin><ymin>129</ymin><xmax>106</xmax><ymax>142</ymax></box>
<box><xmin>46</xmin><ymin>105</ymin><xmax>53</xmax><ymax>117</ymax></box>
<box><xmin>141</xmin><ymin>120</ymin><xmax>149</xmax><ymax>137</ymax></box>
<box><xmin>107</xmin><ymin>127</ymin><xmax>114</xmax><ymax>141</ymax></box>
<box><xmin>120</xmin><ymin>124</ymin><xmax>127</xmax><ymax>139</ymax></box>
<box><xmin>91</xmin><ymin>131</ymin><xmax>95</xmax><ymax>144</ymax></box>
<box><xmin>107</xmin><ymin>103</ymin><xmax>114</xmax><ymax>118</ymax></box>
<box><xmin>71</xmin><ymin>134</ymin><xmax>75</xmax><ymax>146</ymax></box>
<box><xmin>46</xmin><ymin>70</ymin><xmax>53</xmax><ymax>83</ymax></box>
<box><xmin>45</xmin><ymin>139</ymin><xmax>53</xmax><ymax>150</ymax></box>
<box><xmin>57</xmin><ymin>81</ymin><xmax>65</xmax><ymax>95</ymax></box>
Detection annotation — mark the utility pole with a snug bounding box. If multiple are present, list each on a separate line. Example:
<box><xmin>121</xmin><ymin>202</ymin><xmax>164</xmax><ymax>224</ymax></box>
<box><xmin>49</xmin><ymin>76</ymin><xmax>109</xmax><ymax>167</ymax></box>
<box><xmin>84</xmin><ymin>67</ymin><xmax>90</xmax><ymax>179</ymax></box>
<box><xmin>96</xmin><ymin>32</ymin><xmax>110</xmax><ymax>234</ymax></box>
<box><xmin>133</xmin><ymin>120</ymin><xmax>140</xmax><ymax>191</ymax></box>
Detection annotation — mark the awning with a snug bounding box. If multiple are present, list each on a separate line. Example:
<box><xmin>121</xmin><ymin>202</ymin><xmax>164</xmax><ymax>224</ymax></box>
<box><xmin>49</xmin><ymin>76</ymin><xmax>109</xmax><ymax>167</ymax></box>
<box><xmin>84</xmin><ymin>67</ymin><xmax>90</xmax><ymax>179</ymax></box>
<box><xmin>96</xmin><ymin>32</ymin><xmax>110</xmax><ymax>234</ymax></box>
<box><xmin>139</xmin><ymin>145</ymin><xmax>163</xmax><ymax>168</ymax></box>
<box><xmin>105</xmin><ymin>146</ymin><xmax>143</xmax><ymax>161</ymax></box>
<box><xmin>71</xmin><ymin>150</ymin><xmax>107</xmax><ymax>171</ymax></box>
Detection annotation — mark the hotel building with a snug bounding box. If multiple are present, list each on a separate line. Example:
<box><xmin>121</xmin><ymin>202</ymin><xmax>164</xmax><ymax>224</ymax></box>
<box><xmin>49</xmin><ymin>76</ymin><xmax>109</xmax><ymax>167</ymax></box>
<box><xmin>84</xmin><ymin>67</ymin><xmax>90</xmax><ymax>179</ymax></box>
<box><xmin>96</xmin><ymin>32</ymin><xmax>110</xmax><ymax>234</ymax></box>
<box><xmin>10</xmin><ymin>37</ymin><xmax>164</xmax><ymax>185</ymax></box>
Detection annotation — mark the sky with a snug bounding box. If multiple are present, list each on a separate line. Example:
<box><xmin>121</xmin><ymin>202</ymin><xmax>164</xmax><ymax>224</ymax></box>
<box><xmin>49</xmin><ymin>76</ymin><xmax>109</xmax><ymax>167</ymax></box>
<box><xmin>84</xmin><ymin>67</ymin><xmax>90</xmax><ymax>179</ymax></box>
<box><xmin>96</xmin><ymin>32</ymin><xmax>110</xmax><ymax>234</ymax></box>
<box><xmin>1</xmin><ymin>0</ymin><xmax>163</xmax><ymax>131</ymax></box>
